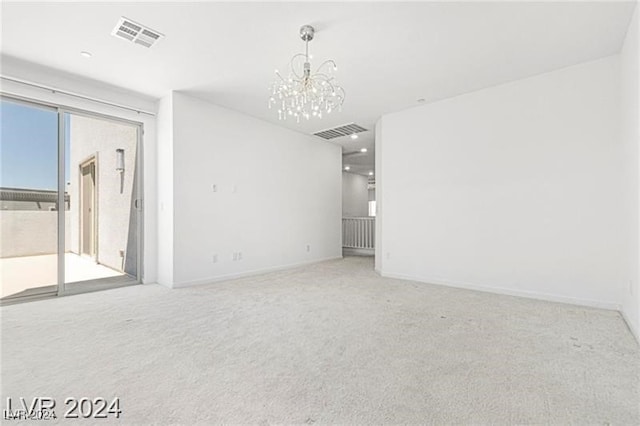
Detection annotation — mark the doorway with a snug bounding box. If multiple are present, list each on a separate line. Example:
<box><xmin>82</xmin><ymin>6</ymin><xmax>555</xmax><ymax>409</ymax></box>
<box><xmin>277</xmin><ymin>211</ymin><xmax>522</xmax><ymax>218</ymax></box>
<box><xmin>80</xmin><ymin>157</ymin><xmax>97</xmax><ymax>259</ymax></box>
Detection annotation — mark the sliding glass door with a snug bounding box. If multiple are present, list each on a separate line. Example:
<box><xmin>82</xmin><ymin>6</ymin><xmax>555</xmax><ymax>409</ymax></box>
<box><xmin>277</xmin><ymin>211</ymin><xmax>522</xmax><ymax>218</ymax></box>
<box><xmin>0</xmin><ymin>99</ymin><xmax>60</xmax><ymax>300</ymax></box>
<box><xmin>63</xmin><ymin>112</ymin><xmax>140</xmax><ymax>294</ymax></box>
<box><xmin>0</xmin><ymin>97</ymin><xmax>142</xmax><ymax>302</ymax></box>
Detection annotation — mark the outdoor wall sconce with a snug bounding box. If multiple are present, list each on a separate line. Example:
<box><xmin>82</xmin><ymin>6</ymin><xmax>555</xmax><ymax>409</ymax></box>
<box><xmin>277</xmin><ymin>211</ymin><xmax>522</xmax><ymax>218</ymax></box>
<box><xmin>116</xmin><ymin>149</ymin><xmax>125</xmax><ymax>173</ymax></box>
<box><xmin>116</xmin><ymin>148</ymin><xmax>125</xmax><ymax>194</ymax></box>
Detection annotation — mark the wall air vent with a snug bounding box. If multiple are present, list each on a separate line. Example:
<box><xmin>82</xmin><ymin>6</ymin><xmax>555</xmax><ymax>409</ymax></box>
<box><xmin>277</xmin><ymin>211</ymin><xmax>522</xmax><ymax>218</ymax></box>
<box><xmin>313</xmin><ymin>123</ymin><xmax>368</xmax><ymax>140</ymax></box>
<box><xmin>112</xmin><ymin>17</ymin><xmax>163</xmax><ymax>48</ymax></box>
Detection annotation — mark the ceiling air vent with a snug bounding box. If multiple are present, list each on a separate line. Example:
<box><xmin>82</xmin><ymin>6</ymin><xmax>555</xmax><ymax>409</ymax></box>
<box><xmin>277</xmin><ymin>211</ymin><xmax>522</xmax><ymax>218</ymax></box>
<box><xmin>112</xmin><ymin>17</ymin><xmax>163</xmax><ymax>48</ymax></box>
<box><xmin>313</xmin><ymin>123</ymin><xmax>368</xmax><ymax>140</ymax></box>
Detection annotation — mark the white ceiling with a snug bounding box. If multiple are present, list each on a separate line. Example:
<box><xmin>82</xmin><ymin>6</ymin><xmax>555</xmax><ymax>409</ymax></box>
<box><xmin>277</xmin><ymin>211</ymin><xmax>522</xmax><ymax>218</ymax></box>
<box><xmin>1</xmin><ymin>1</ymin><xmax>636</xmax><ymax>177</ymax></box>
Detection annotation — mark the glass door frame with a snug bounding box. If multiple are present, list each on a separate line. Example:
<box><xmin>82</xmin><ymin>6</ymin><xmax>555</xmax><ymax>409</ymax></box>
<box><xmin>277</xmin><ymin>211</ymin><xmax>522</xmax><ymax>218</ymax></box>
<box><xmin>1</xmin><ymin>94</ymin><xmax>144</xmax><ymax>301</ymax></box>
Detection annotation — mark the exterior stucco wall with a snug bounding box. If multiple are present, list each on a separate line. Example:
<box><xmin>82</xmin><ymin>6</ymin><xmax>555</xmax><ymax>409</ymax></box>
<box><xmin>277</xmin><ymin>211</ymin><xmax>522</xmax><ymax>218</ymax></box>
<box><xmin>68</xmin><ymin>115</ymin><xmax>137</xmax><ymax>273</ymax></box>
<box><xmin>0</xmin><ymin>212</ymin><xmax>69</xmax><ymax>258</ymax></box>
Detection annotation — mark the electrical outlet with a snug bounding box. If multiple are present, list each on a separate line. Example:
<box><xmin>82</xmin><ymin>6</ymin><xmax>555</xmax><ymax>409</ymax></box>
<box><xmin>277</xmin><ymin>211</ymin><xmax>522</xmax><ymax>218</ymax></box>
<box><xmin>211</xmin><ymin>184</ymin><xmax>217</xmax><ymax>192</ymax></box>
<box><xmin>212</xmin><ymin>254</ymin><xmax>218</xmax><ymax>263</ymax></box>
<box><xmin>306</xmin><ymin>244</ymin><xmax>311</xmax><ymax>252</ymax></box>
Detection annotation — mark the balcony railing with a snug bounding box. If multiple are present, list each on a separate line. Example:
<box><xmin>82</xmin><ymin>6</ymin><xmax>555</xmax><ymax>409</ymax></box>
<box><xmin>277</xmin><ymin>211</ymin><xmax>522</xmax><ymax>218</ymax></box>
<box><xmin>342</xmin><ymin>217</ymin><xmax>375</xmax><ymax>249</ymax></box>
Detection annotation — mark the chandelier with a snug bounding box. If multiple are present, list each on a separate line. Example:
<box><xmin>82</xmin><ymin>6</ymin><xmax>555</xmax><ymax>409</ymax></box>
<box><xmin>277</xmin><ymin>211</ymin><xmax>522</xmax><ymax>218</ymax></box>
<box><xmin>269</xmin><ymin>25</ymin><xmax>345</xmax><ymax>122</ymax></box>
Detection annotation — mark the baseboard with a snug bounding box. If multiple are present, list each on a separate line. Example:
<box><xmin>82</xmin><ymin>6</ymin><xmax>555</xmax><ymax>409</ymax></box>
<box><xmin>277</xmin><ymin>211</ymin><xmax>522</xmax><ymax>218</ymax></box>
<box><xmin>172</xmin><ymin>256</ymin><xmax>343</xmax><ymax>289</ymax></box>
<box><xmin>343</xmin><ymin>247</ymin><xmax>374</xmax><ymax>257</ymax></box>
<box><xmin>620</xmin><ymin>308</ymin><xmax>640</xmax><ymax>345</ymax></box>
<box><xmin>381</xmin><ymin>271</ymin><xmax>622</xmax><ymax>311</ymax></box>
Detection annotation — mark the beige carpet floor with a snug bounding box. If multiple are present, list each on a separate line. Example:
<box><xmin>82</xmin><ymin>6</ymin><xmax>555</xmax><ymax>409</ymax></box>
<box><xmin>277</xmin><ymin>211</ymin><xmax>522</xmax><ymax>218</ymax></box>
<box><xmin>1</xmin><ymin>256</ymin><xmax>638</xmax><ymax>424</ymax></box>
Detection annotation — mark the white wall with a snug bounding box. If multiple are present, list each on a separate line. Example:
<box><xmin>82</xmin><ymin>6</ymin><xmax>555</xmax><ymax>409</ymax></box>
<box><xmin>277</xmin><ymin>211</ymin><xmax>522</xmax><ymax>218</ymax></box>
<box><xmin>164</xmin><ymin>92</ymin><xmax>341</xmax><ymax>287</ymax></box>
<box><xmin>68</xmin><ymin>115</ymin><xmax>138</xmax><ymax>273</ymax></box>
<box><xmin>0</xmin><ymin>212</ymin><xmax>69</xmax><ymax>258</ymax></box>
<box><xmin>156</xmin><ymin>94</ymin><xmax>174</xmax><ymax>287</ymax></box>
<box><xmin>621</xmin><ymin>6</ymin><xmax>640</xmax><ymax>341</ymax></box>
<box><xmin>342</xmin><ymin>172</ymin><xmax>369</xmax><ymax>217</ymax></box>
<box><xmin>374</xmin><ymin>119</ymin><xmax>383</xmax><ymax>273</ymax></box>
<box><xmin>378</xmin><ymin>56</ymin><xmax>626</xmax><ymax>309</ymax></box>
<box><xmin>0</xmin><ymin>55</ymin><xmax>158</xmax><ymax>283</ymax></box>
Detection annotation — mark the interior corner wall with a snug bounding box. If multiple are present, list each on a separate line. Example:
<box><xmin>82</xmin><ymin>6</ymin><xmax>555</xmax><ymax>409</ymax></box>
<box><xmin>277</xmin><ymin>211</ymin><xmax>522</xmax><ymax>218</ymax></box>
<box><xmin>620</xmin><ymin>5</ymin><xmax>640</xmax><ymax>341</ymax></box>
<box><xmin>169</xmin><ymin>91</ymin><xmax>342</xmax><ymax>287</ymax></box>
<box><xmin>156</xmin><ymin>93</ymin><xmax>174</xmax><ymax>287</ymax></box>
<box><xmin>342</xmin><ymin>172</ymin><xmax>369</xmax><ymax>217</ymax></box>
<box><xmin>378</xmin><ymin>55</ymin><xmax>626</xmax><ymax>309</ymax></box>
<box><xmin>374</xmin><ymin>119</ymin><xmax>383</xmax><ymax>274</ymax></box>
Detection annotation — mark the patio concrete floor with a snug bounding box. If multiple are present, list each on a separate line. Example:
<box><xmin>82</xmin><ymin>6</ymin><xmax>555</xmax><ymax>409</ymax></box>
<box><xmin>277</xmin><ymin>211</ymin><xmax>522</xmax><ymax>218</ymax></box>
<box><xmin>0</xmin><ymin>253</ymin><xmax>122</xmax><ymax>298</ymax></box>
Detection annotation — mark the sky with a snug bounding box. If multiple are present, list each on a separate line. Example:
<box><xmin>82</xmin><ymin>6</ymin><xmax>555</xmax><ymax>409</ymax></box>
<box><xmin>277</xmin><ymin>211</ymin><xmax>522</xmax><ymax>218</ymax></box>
<box><xmin>0</xmin><ymin>99</ymin><xmax>71</xmax><ymax>191</ymax></box>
